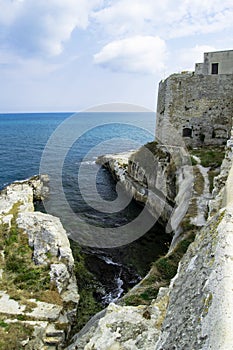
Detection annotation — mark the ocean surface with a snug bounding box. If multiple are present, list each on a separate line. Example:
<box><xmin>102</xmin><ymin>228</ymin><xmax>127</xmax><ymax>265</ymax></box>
<box><xmin>0</xmin><ymin>112</ymin><xmax>155</xmax><ymax>188</ymax></box>
<box><xmin>0</xmin><ymin>112</ymin><xmax>170</xmax><ymax>303</ymax></box>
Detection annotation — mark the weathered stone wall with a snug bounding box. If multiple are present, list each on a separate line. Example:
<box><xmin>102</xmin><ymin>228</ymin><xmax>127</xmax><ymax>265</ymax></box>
<box><xmin>195</xmin><ymin>50</ymin><xmax>233</xmax><ymax>75</ymax></box>
<box><xmin>156</xmin><ymin>73</ymin><xmax>233</xmax><ymax>147</ymax></box>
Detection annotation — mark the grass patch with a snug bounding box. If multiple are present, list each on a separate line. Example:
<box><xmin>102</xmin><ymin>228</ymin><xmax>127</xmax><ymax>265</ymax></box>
<box><xmin>124</xmin><ymin>287</ymin><xmax>159</xmax><ymax>306</ymax></box>
<box><xmin>191</xmin><ymin>146</ymin><xmax>225</xmax><ymax>168</ymax></box>
<box><xmin>154</xmin><ymin>231</ymin><xmax>196</xmax><ymax>280</ymax></box>
<box><xmin>155</xmin><ymin>257</ymin><xmax>177</xmax><ymax>280</ymax></box>
<box><xmin>191</xmin><ymin>156</ymin><xmax>198</xmax><ymax>166</ymax></box>
<box><xmin>124</xmin><ymin>294</ymin><xmax>146</xmax><ymax>306</ymax></box>
<box><xmin>38</xmin><ymin>290</ymin><xmax>63</xmax><ymax>305</ymax></box>
<box><xmin>191</xmin><ymin>146</ymin><xmax>225</xmax><ymax>193</ymax></box>
<box><xmin>0</xmin><ymin>202</ymin><xmax>54</xmax><ymax>303</ymax></box>
<box><xmin>193</xmin><ymin>166</ymin><xmax>205</xmax><ymax>196</ymax></box>
<box><xmin>1</xmin><ymin>225</ymin><xmax>50</xmax><ymax>295</ymax></box>
<box><xmin>0</xmin><ymin>322</ymin><xmax>33</xmax><ymax>350</ymax></box>
<box><xmin>139</xmin><ymin>287</ymin><xmax>159</xmax><ymax>301</ymax></box>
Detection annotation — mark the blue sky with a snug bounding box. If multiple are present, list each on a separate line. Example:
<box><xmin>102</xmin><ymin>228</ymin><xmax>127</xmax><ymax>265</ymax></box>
<box><xmin>0</xmin><ymin>0</ymin><xmax>232</xmax><ymax>112</ymax></box>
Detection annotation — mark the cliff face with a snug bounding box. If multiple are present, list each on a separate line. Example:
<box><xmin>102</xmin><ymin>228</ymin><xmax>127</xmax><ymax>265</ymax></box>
<box><xmin>68</xmin><ymin>131</ymin><xmax>233</xmax><ymax>349</ymax></box>
<box><xmin>155</xmin><ymin>134</ymin><xmax>233</xmax><ymax>349</ymax></box>
<box><xmin>0</xmin><ymin>176</ymin><xmax>79</xmax><ymax>349</ymax></box>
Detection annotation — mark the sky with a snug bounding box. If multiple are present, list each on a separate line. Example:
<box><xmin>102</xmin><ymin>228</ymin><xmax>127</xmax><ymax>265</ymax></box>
<box><xmin>0</xmin><ymin>0</ymin><xmax>232</xmax><ymax>112</ymax></box>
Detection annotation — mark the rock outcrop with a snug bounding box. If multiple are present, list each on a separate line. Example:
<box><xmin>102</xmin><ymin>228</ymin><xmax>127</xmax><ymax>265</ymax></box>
<box><xmin>0</xmin><ymin>176</ymin><xmax>79</xmax><ymax>350</ymax></box>
<box><xmin>67</xmin><ymin>287</ymin><xmax>169</xmax><ymax>350</ymax></box>
<box><xmin>97</xmin><ymin>142</ymin><xmax>193</xmax><ymax>235</ymax></box>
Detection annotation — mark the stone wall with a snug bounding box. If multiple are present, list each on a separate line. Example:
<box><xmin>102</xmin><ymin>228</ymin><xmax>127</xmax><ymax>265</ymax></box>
<box><xmin>156</xmin><ymin>73</ymin><xmax>233</xmax><ymax>147</ymax></box>
<box><xmin>195</xmin><ymin>50</ymin><xmax>233</xmax><ymax>75</ymax></box>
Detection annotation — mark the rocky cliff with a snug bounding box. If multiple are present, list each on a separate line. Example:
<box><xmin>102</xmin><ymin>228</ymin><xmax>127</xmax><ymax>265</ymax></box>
<box><xmin>0</xmin><ymin>175</ymin><xmax>79</xmax><ymax>349</ymax></box>
<box><xmin>67</xmin><ymin>131</ymin><xmax>233</xmax><ymax>349</ymax></box>
<box><xmin>97</xmin><ymin>141</ymin><xmax>193</xmax><ymax>238</ymax></box>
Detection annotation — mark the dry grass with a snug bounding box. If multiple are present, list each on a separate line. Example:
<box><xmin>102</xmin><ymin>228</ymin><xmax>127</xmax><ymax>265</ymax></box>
<box><xmin>0</xmin><ymin>321</ymin><xmax>33</xmax><ymax>350</ymax></box>
<box><xmin>38</xmin><ymin>290</ymin><xmax>63</xmax><ymax>306</ymax></box>
<box><xmin>193</xmin><ymin>166</ymin><xmax>205</xmax><ymax>196</ymax></box>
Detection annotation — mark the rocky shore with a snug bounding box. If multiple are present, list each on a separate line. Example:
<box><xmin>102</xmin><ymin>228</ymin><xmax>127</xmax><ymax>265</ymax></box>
<box><xmin>0</xmin><ymin>175</ymin><xmax>79</xmax><ymax>349</ymax></box>
<box><xmin>1</xmin><ymin>138</ymin><xmax>233</xmax><ymax>349</ymax></box>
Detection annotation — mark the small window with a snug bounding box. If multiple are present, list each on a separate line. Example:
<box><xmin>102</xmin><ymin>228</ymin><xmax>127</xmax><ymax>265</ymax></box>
<box><xmin>183</xmin><ymin>128</ymin><xmax>192</xmax><ymax>138</ymax></box>
<box><xmin>211</xmin><ymin>63</ymin><xmax>218</xmax><ymax>74</ymax></box>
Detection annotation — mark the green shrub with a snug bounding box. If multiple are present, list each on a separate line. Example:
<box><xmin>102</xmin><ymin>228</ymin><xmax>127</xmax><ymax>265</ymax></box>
<box><xmin>0</xmin><ymin>321</ymin><xmax>8</xmax><ymax>329</ymax></box>
<box><xmin>155</xmin><ymin>257</ymin><xmax>177</xmax><ymax>280</ymax></box>
<box><xmin>140</xmin><ymin>287</ymin><xmax>158</xmax><ymax>301</ymax></box>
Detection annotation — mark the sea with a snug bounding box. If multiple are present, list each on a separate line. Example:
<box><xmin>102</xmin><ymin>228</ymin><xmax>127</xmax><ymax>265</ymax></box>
<box><xmin>0</xmin><ymin>112</ymin><xmax>170</xmax><ymax>303</ymax></box>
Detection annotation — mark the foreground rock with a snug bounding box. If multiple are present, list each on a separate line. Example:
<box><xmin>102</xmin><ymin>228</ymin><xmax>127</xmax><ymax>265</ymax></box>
<box><xmin>67</xmin><ymin>287</ymin><xmax>169</xmax><ymax>350</ymax></box>
<box><xmin>0</xmin><ymin>176</ymin><xmax>79</xmax><ymax>350</ymax></box>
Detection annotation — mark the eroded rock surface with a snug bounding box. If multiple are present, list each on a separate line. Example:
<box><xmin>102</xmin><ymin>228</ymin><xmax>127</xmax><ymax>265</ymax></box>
<box><xmin>67</xmin><ymin>287</ymin><xmax>169</xmax><ymax>350</ymax></box>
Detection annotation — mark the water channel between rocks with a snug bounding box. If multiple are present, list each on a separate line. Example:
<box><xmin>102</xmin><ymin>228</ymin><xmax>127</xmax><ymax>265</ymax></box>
<box><xmin>37</xmin><ymin>164</ymin><xmax>171</xmax><ymax>305</ymax></box>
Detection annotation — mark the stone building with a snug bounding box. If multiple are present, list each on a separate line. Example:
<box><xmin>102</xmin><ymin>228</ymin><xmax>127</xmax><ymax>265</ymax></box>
<box><xmin>155</xmin><ymin>49</ymin><xmax>233</xmax><ymax>147</ymax></box>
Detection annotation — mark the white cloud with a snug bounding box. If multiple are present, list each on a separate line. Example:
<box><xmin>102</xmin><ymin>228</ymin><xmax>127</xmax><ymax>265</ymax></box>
<box><xmin>93</xmin><ymin>0</ymin><xmax>169</xmax><ymax>37</ymax></box>
<box><xmin>93</xmin><ymin>0</ymin><xmax>233</xmax><ymax>39</ymax></box>
<box><xmin>94</xmin><ymin>36</ymin><xmax>167</xmax><ymax>74</ymax></box>
<box><xmin>0</xmin><ymin>0</ymin><xmax>103</xmax><ymax>57</ymax></box>
<box><xmin>167</xmin><ymin>2</ymin><xmax>233</xmax><ymax>39</ymax></box>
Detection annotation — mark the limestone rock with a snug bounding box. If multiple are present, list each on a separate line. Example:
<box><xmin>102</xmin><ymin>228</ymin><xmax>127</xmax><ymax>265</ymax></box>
<box><xmin>97</xmin><ymin>150</ymin><xmax>174</xmax><ymax>226</ymax></box>
<box><xmin>28</xmin><ymin>174</ymin><xmax>50</xmax><ymax>201</ymax></box>
<box><xmin>155</xmin><ymin>205</ymin><xmax>233</xmax><ymax>350</ymax></box>
<box><xmin>67</xmin><ymin>302</ymin><xmax>161</xmax><ymax>350</ymax></box>
<box><xmin>0</xmin><ymin>291</ymin><xmax>26</xmax><ymax>314</ymax></box>
<box><xmin>16</xmin><ymin>212</ymin><xmax>74</xmax><ymax>267</ymax></box>
<box><xmin>97</xmin><ymin>144</ymin><xmax>193</xmax><ymax>236</ymax></box>
<box><xmin>0</xmin><ymin>174</ymin><xmax>49</xmax><ymax>217</ymax></box>
<box><xmin>0</xmin><ymin>182</ymin><xmax>34</xmax><ymax>215</ymax></box>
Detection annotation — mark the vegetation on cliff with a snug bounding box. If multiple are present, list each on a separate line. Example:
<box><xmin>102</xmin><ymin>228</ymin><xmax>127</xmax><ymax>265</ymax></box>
<box><xmin>123</xmin><ymin>230</ymin><xmax>196</xmax><ymax>307</ymax></box>
<box><xmin>119</xmin><ymin>145</ymin><xmax>225</xmax><ymax>308</ymax></box>
<box><xmin>0</xmin><ymin>203</ymin><xmax>57</xmax><ymax>303</ymax></box>
<box><xmin>190</xmin><ymin>146</ymin><xmax>225</xmax><ymax>192</ymax></box>
<box><xmin>69</xmin><ymin>241</ymin><xmax>102</xmax><ymax>335</ymax></box>
<box><xmin>0</xmin><ymin>202</ymin><xmax>62</xmax><ymax>349</ymax></box>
